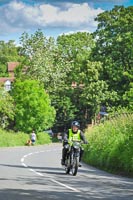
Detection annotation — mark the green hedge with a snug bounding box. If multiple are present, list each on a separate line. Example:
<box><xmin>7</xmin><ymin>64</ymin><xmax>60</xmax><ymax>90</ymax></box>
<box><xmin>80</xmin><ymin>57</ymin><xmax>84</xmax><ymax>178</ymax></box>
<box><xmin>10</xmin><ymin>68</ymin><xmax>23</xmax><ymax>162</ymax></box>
<box><xmin>83</xmin><ymin>113</ymin><xmax>133</xmax><ymax>177</ymax></box>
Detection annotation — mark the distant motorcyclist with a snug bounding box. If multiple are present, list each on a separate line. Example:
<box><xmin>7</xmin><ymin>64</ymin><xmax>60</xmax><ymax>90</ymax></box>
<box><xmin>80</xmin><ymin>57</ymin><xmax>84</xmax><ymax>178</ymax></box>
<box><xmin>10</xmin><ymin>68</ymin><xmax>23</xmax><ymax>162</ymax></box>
<box><xmin>61</xmin><ymin>121</ymin><xmax>88</xmax><ymax>166</ymax></box>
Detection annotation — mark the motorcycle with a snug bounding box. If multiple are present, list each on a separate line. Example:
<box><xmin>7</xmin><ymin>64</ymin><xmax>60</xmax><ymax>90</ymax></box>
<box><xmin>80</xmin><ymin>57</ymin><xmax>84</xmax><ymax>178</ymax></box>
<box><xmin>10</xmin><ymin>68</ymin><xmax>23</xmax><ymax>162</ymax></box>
<box><xmin>64</xmin><ymin>140</ymin><xmax>81</xmax><ymax>176</ymax></box>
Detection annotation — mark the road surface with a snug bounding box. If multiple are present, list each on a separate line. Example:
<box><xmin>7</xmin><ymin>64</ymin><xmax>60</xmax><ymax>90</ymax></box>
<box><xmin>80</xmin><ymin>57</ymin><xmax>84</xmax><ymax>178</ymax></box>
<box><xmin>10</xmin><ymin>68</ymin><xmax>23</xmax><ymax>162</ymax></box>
<box><xmin>0</xmin><ymin>143</ymin><xmax>132</xmax><ymax>199</ymax></box>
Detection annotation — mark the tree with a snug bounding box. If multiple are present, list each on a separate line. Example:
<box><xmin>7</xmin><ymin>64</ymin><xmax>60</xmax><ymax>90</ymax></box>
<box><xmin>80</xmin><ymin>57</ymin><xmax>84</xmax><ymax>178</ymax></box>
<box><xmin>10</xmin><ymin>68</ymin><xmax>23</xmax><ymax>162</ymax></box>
<box><xmin>0</xmin><ymin>88</ymin><xmax>15</xmax><ymax>129</ymax></box>
<box><xmin>51</xmin><ymin>88</ymin><xmax>78</xmax><ymax>131</ymax></box>
<box><xmin>57</xmin><ymin>32</ymin><xmax>95</xmax><ymax>84</ymax></box>
<box><xmin>11</xmin><ymin>79</ymin><xmax>56</xmax><ymax>133</ymax></box>
<box><xmin>17</xmin><ymin>30</ymin><xmax>74</xmax><ymax>131</ymax></box>
<box><xmin>56</xmin><ymin>32</ymin><xmax>97</xmax><ymax>125</ymax></box>
<box><xmin>123</xmin><ymin>72</ymin><xmax>133</xmax><ymax>110</ymax></box>
<box><xmin>123</xmin><ymin>84</ymin><xmax>133</xmax><ymax>110</ymax></box>
<box><xmin>92</xmin><ymin>6</ymin><xmax>133</xmax><ymax>108</ymax></box>
<box><xmin>57</xmin><ymin>32</ymin><xmax>114</xmax><ymax>125</ymax></box>
<box><xmin>0</xmin><ymin>40</ymin><xmax>23</xmax><ymax>77</ymax></box>
<box><xmin>19</xmin><ymin>30</ymin><xmax>71</xmax><ymax>92</ymax></box>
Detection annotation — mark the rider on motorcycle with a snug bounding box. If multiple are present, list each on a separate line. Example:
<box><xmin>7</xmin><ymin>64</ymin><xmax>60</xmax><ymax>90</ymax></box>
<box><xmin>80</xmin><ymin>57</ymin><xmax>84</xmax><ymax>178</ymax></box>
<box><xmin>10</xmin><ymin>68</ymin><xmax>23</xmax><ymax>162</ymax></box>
<box><xmin>61</xmin><ymin>121</ymin><xmax>88</xmax><ymax>166</ymax></box>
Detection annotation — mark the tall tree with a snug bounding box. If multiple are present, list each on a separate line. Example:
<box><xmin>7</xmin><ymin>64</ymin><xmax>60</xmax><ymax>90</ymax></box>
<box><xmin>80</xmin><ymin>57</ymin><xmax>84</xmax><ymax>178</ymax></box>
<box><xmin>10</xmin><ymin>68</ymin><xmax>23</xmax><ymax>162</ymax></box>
<box><xmin>19</xmin><ymin>30</ymin><xmax>71</xmax><ymax>92</ymax></box>
<box><xmin>57</xmin><ymin>32</ymin><xmax>115</xmax><ymax>125</ymax></box>
<box><xmin>18</xmin><ymin>30</ymin><xmax>75</xmax><ymax>131</ymax></box>
<box><xmin>56</xmin><ymin>33</ymin><xmax>95</xmax><ymax>123</ymax></box>
<box><xmin>92</xmin><ymin>6</ymin><xmax>133</xmax><ymax>108</ymax></box>
<box><xmin>57</xmin><ymin>32</ymin><xmax>95</xmax><ymax>85</ymax></box>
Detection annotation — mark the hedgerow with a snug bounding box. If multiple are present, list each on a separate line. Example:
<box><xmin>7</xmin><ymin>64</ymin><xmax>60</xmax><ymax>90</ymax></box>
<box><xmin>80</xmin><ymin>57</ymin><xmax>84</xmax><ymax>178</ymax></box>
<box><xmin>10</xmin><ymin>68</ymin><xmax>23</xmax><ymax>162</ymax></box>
<box><xmin>83</xmin><ymin>113</ymin><xmax>133</xmax><ymax>177</ymax></box>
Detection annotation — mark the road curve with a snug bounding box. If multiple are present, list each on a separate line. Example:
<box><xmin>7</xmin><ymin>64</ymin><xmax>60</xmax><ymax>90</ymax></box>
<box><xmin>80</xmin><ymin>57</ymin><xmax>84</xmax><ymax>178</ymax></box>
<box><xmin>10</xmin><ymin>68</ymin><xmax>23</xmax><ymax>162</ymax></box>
<box><xmin>0</xmin><ymin>143</ymin><xmax>132</xmax><ymax>200</ymax></box>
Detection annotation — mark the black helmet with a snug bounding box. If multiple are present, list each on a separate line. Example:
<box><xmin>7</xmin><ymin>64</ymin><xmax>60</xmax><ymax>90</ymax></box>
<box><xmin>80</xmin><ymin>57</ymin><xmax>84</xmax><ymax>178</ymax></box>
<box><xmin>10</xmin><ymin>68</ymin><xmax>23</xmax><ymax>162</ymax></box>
<box><xmin>71</xmin><ymin>121</ymin><xmax>80</xmax><ymax>128</ymax></box>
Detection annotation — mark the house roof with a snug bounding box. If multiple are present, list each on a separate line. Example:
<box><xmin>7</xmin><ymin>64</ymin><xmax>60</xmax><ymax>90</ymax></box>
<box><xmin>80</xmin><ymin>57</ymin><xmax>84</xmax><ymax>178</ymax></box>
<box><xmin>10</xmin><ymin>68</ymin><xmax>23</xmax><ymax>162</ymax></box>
<box><xmin>0</xmin><ymin>77</ymin><xmax>15</xmax><ymax>83</ymax></box>
<box><xmin>7</xmin><ymin>62</ymin><xmax>19</xmax><ymax>72</ymax></box>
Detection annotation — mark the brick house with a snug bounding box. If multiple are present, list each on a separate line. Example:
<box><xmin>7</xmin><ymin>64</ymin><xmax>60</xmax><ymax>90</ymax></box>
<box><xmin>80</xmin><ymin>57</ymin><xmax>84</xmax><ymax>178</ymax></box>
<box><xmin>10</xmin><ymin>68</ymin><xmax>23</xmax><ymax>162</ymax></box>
<box><xmin>7</xmin><ymin>62</ymin><xmax>19</xmax><ymax>77</ymax></box>
<box><xmin>0</xmin><ymin>62</ymin><xmax>19</xmax><ymax>91</ymax></box>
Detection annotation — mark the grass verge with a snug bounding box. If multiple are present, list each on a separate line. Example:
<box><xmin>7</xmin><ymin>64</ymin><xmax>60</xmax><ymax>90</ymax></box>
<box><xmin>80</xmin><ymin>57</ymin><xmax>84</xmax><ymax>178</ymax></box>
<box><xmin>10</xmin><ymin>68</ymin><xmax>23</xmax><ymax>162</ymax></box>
<box><xmin>83</xmin><ymin>113</ymin><xmax>133</xmax><ymax>177</ymax></box>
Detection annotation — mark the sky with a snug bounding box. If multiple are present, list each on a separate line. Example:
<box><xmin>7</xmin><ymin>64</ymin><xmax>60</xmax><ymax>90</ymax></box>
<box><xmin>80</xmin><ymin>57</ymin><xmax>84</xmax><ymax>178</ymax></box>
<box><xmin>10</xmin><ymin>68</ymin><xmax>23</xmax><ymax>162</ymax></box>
<box><xmin>0</xmin><ymin>0</ymin><xmax>132</xmax><ymax>44</ymax></box>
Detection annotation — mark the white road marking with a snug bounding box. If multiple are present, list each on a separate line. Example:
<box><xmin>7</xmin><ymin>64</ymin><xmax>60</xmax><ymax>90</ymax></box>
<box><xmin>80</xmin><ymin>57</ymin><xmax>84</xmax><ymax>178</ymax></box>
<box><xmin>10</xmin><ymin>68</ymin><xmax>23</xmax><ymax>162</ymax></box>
<box><xmin>50</xmin><ymin>178</ymin><xmax>80</xmax><ymax>192</ymax></box>
<box><xmin>36</xmin><ymin>172</ymin><xmax>44</xmax><ymax>177</ymax></box>
<box><xmin>21</xmin><ymin>162</ymin><xmax>27</xmax><ymax>168</ymax></box>
<box><xmin>21</xmin><ymin>158</ymin><xmax>24</xmax><ymax>162</ymax></box>
<box><xmin>21</xmin><ymin>148</ymin><xmax>81</xmax><ymax>193</ymax></box>
<box><xmin>29</xmin><ymin>168</ymin><xmax>35</xmax><ymax>172</ymax></box>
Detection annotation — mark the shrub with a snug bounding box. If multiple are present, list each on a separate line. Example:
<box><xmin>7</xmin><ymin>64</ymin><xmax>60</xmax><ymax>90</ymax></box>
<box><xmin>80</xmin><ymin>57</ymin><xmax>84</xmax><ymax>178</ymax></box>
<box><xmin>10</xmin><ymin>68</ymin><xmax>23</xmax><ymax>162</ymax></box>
<box><xmin>84</xmin><ymin>113</ymin><xmax>133</xmax><ymax>177</ymax></box>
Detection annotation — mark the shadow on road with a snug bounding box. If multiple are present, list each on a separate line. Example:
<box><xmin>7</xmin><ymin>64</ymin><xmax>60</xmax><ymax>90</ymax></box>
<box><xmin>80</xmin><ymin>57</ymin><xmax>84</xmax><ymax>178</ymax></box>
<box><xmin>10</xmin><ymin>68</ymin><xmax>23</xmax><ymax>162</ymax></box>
<box><xmin>0</xmin><ymin>163</ymin><xmax>133</xmax><ymax>200</ymax></box>
<box><xmin>0</xmin><ymin>188</ymin><xmax>87</xmax><ymax>200</ymax></box>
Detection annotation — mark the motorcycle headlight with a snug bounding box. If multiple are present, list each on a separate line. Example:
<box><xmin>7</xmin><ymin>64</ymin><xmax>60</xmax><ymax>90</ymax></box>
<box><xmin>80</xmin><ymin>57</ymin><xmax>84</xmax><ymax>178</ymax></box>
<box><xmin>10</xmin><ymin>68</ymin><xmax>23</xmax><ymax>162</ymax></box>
<box><xmin>64</xmin><ymin>144</ymin><xmax>69</xmax><ymax>149</ymax></box>
<box><xmin>73</xmin><ymin>142</ymin><xmax>80</xmax><ymax>149</ymax></box>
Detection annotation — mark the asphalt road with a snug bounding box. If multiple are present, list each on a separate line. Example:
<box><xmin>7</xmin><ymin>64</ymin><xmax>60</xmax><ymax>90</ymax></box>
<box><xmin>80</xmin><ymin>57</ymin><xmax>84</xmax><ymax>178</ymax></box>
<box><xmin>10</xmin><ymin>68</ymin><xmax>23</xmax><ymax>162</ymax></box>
<box><xmin>0</xmin><ymin>143</ymin><xmax>132</xmax><ymax>200</ymax></box>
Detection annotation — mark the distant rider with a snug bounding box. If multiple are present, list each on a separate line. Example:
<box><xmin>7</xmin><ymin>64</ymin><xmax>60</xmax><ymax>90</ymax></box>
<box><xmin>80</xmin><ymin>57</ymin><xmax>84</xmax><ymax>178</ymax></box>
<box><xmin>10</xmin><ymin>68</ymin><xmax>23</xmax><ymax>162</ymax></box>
<box><xmin>61</xmin><ymin>121</ymin><xmax>88</xmax><ymax>166</ymax></box>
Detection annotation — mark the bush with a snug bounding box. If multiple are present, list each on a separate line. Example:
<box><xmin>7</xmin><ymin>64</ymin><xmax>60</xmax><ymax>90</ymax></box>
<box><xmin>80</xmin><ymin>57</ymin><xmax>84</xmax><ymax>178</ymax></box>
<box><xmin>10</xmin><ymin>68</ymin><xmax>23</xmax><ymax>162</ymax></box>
<box><xmin>83</xmin><ymin>113</ymin><xmax>133</xmax><ymax>177</ymax></box>
<box><xmin>0</xmin><ymin>129</ymin><xmax>29</xmax><ymax>147</ymax></box>
<box><xmin>36</xmin><ymin>132</ymin><xmax>51</xmax><ymax>145</ymax></box>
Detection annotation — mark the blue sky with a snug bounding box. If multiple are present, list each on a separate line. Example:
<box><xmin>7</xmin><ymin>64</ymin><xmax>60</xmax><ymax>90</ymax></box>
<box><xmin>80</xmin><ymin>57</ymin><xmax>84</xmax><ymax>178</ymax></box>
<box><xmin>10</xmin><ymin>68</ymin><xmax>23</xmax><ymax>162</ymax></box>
<box><xmin>0</xmin><ymin>0</ymin><xmax>132</xmax><ymax>44</ymax></box>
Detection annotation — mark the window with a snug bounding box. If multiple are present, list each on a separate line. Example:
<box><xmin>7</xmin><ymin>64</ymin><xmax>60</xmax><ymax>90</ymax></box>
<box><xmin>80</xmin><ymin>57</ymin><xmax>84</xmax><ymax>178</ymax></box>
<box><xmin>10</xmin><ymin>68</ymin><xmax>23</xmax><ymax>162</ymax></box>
<box><xmin>4</xmin><ymin>80</ymin><xmax>11</xmax><ymax>91</ymax></box>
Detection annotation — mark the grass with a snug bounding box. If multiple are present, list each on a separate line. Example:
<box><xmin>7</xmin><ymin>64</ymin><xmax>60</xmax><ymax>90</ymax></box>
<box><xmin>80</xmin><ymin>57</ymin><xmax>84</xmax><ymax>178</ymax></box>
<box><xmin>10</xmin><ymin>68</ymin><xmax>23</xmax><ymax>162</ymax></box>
<box><xmin>0</xmin><ymin>129</ymin><xmax>52</xmax><ymax>147</ymax></box>
<box><xmin>83</xmin><ymin>113</ymin><xmax>133</xmax><ymax>177</ymax></box>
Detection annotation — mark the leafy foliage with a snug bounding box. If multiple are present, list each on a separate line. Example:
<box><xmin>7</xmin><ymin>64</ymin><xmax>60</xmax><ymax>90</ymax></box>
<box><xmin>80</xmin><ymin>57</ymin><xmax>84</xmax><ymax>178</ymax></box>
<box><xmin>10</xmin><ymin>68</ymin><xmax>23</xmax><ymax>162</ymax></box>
<box><xmin>0</xmin><ymin>88</ymin><xmax>15</xmax><ymax>129</ymax></box>
<box><xmin>123</xmin><ymin>74</ymin><xmax>133</xmax><ymax>111</ymax></box>
<box><xmin>0</xmin><ymin>5</ymin><xmax>132</xmax><ymax>132</ymax></box>
<box><xmin>57</xmin><ymin>32</ymin><xmax>105</xmax><ymax>125</ymax></box>
<box><xmin>36</xmin><ymin>132</ymin><xmax>51</xmax><ymax>145</ymax></box>
<box><xmin>0</xmin><ymin>5</ymin><xmax>132</xmax><ymax>177</ymax></box>
<box><xmin>11</xmin><ymin>79</ymin><xmax>56</xmax><ymax>133</ymax></box>
<box><xmin>57</xmin><ymin>32</ymin><xmax>95</xmax><ymax>84</ymax></box>
<box><xmin>51</xmin><ymin>88</ymin><xmax>78</xmax><ymax>131</ymax></box>
<box><xmin>19</xmin><ymin>30</ymin><xmax>71</xmax><ymax>92</ymax></box>
<box><xmin>0</xmin><ymin>40</ymin><xmax>23</xmax><ymax>77</ymax></box>
<box><xmin>84</xmin><ymin>113</ymin><xmax>133</xmax><ymax>177</ymax></box>
<box><xmin>92</xmin><ymin>6</ymin><xmax>133</xmax><ymax>108</ymax></box>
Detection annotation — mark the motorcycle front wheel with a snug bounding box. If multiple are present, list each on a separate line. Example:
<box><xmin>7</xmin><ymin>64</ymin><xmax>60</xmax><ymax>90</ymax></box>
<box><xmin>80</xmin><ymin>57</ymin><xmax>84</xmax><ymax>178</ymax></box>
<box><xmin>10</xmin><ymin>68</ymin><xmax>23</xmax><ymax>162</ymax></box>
<box><xmin>71</xmin><ymin>156</ymin><xmax>79</xmax><ymax>176</ymax></box>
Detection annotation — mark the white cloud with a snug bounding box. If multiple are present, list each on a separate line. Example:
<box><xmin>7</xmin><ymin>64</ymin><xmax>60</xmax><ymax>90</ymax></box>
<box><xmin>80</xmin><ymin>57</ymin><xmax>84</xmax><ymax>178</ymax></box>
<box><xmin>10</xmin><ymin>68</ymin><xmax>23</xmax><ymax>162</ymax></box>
<box><xmin>0</xmin><ymin>1</ymin><xmax>104</xmax><ymax>35</ymax></box>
